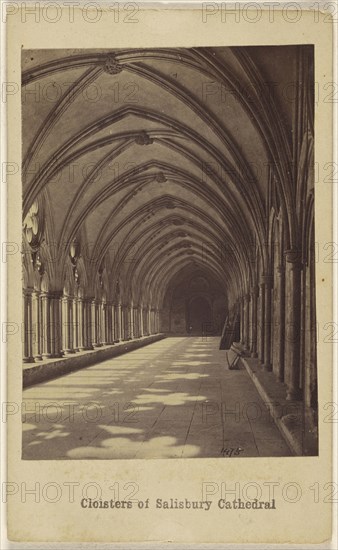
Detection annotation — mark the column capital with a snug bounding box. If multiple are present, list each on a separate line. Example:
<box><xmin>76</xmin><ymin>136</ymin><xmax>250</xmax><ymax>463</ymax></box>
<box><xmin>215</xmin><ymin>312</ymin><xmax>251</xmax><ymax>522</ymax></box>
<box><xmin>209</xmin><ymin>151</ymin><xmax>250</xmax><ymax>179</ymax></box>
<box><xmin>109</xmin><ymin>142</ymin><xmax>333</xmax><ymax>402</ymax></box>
<box><xmin>48</xmin><ymin>290</ymin><xmax>63</xmax><ymax>299</ymax></box>
<box><xmin>284</xmin><ymin>248</ymin><xmax>303</xmax><ymax>268</ymax></box>
<box><xmin>261</xmin><ymin>274</ymin><xmax>273</xmax><ymax>286</ymax></box>
<box><xmin>23</xmin><ymin>288</ymin><xmax>33</xmax><ymax>297</ymax></box>
<box><xmin>63</xmin><ymin>294</ymin><xmax>76</xmax><ymax>301</ymax></box>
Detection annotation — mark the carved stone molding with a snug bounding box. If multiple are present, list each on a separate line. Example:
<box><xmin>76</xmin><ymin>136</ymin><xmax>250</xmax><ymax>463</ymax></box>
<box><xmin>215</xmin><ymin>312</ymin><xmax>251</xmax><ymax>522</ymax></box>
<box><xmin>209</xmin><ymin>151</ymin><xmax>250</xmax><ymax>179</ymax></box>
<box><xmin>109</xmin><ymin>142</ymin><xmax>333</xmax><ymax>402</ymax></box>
<box><xmin>103</xmin><ymin>55</ymin><xmax>123</xmax><ymax>75</ymax></box>
<box><xmin>285</xmin><ymin>249</ymin><xmax>303</xmax><ymax>269</ymax></box>
<box><xmin>31</xmin><ymin>251</ymin><xmax>44</xmax><ymax>275</ymax></box>
<box><xmin>98</xmin><ymin>263</ymin><xmax>104</xmax><ymax>289</ymax></box>
<box><xmin>69</xmin><ymin>239</ymin><xmax>81</xmax><ymax>285</ymax></box>
<box><xmin>156</xmin><ymin>172</ymin><xmax>167</xmax><ymax>183</ymax></box>
<box><xmin>135</xmin><ymin>131</ymin><xmax>154</xmax><ymax>146</ymax></box>
<box><xmin>23</xmin><ymin>200</ymin><xmax>43</xmax><ymax>250</ymax></box>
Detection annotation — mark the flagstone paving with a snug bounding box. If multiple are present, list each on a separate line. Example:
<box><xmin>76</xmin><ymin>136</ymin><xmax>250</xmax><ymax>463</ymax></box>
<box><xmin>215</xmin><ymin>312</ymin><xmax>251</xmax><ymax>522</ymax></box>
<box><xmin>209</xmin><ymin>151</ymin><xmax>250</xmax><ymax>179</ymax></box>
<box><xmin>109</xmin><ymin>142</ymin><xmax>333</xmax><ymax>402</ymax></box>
<box><xmin>22</xmin><ymin>337</ymin><xmax>292</xmax><ymax>459</ymax></box>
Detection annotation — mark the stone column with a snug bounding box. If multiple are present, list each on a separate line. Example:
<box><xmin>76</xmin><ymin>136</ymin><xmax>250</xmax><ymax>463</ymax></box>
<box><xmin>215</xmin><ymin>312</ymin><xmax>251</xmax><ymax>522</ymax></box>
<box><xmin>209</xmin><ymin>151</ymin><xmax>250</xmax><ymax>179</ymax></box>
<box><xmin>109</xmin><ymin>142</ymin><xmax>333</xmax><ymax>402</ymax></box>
<box><xmin>240</xmin><ymin>296</ymin><xmax>245</xmax><ymax>345</ymax></box>
<box><xmin>104</xmin><ymin>303</ymin><xmax>112</xmax><ymax>345</ymax></box>
<box><xmin>101</xmin><ymin>302</ymin><xmax>107</xmax><ymax>345</ymax></box>
<box><xmin>62</xmin><ymin>296</ymin><xmax>74</xmax><ymax>354</ymax></box>
<box><xmin>40</xmin><ymin>292</ymin><xmax>52</xmax><ymax>359</ymax></box>
<box><xmin>110</xmin><ymin>303</ymin><xmax>115</xmax><ymax>343</ymax></box>
<box><xmin>146</xmin><ymin>307</ymin><xmax>150</xmax><ymax>335</ymax></box>
<box><xmin>23</xmin><ymin>290</ymin><xmax>34</xmax><ymax>362</ymax></box>
<box><xmin>48</xmin><ymin>293</ymin><xmax>56</xmax><ymax>358</ymax></box>
<box><xmin>72</xmin><ymin>297</ymin><xmax>79</xmax><ymax>352</ymax></box>
<box><xmin>31</xmin><ymin>290</ymin><xmax>42</xmax><ymax>361</ymax></box>
<box><xmin>56</xmin><ymin>294</ymin><xmax>63</xmax><ymax>357</ymax></box>
<box><xmin>275</xmin><ymin>265</ymin><xmax>285</xmax><ymax>381</ymax></box>
<box><xmin>284</xmin><ymin>250</ymin><xmax>302</xmax><ymax>400</ymax></box>
<box><xmin>81</xmin><ymin>297</ymin><xmax>87</xmax><ymax>350</ymax></box>
<box><xmin>109</xmin><ymin>303</ymin><xmax>114</xmax><ymax>344</ymax></box>
<box><xmin>244</xmin><ymin>294</ymin><xmax>250</xmax><ymax>350</ymax></box>
<box><xmin>128</xmin><ymin>304</ymin><xmax>134</xmax><ymax>340</ymax></box>
<box><xmin>120</xmin><ymin>306</ymin><xmax>124</xmax><ymax>340</ymax></box>
<box><xmin>115</xmin><ymin>303</ymin><xmax>121</xmax><ymax>342</ymax></box>
<box><xmin>250</xmin><ymin>286</ymin><xmax>259</xmax><ymax>357</ymax></box>
<box><xmin>77</xmin><ymin>297</ymin><xmax>84</xmax><ymax>350</ymax></box>
<box><xmin>61</xmin><ymin>296</ymin><xmax>69</xmax><ymax>354</ymax></box>
<box><xmin>133</xmin><ymin>307</ymin><xmax>137</xmax><ymax>338</ymax></box>
<box><xmin>96</xmin><ymin>300</ymin><xmax>103</xmax><ymax>346</ymax></box>
<box><xmin>262</xmin><ymin>274</ymin><xmax>273</xmax><ymax>371</ymax></box>
<box><xmin>146</xmin><ymin>306</ymin><xmax>150</xmax><ymax>335</ymax></box>
<box><xmin>120</xmin><ymin>305</ymin><xmax>125</xmax><ymax>340</ymax></box>
<box><xmin>139</xmin><ymin>306</ymin><xmax>144</xmax><ymax>337</ymax></box>
<box><xmin>87</xmin><ymin>298</ymin><xmax>94</xmax><ymax>349</ymax></box>
<box><xmin>134</xmin><ymin>307</ymin><xmax>138</xmax><ymax>338</ymax></box>
<box><xmin>69</xmin><ymin>296</ymin><xmax>75</xmax><ymax>352</ymax></box>
<box><xmin>239</xmin><ymin>297</ymin><xmax>243</xmax><ymax>344</ymax></box>
<box><xmin>50</xmin><ymin>292</ymin><xmax>62</xmax><ymax>358</ymax></box>
<box><xmin>155</xmin><ymin>309</ymin><xmax>158</xmax><ymax>333</ymax></box>
<box><xmin>113</xmin><ymin>305</ymin><xmax>117</xmax><ymax>342</ymax></box>
<box><xmin>125</xmin><ymin>305</ymin><xmax>129</xmax><ymax>340</ymax></box>
<box><xmin>96</xmin><ymin>301</ymin><xmax>102</xmax><ymax>346</ymax></box>
<box><xmin>259</xmin><ymin>281</ymin><xmax>265</xmax><ymax>363</ymax></box>
<box><xmin>151</xmin><ymin>309</ymin><xmax>155</xmax><ymax>334</ymax></box>
<box><xmin>22</xmin><ymin>292</ymin><xmax>29</xmax><ymax>363</ymax></box>
<box><xmin>82</xmin><ymin>298</ymin><xmax>93</xmax><ymax>350</ymax></box>
<box><xmin>91</xmin><ymin>300</ymin><xmax>98</xmax><ymax>347</ymax></box>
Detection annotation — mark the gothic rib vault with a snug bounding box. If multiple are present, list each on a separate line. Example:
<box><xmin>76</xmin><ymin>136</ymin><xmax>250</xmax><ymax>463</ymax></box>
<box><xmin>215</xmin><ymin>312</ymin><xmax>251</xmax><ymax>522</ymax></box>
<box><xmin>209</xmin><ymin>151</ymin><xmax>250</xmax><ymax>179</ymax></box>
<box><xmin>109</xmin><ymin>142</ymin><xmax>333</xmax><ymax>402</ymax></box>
<box><xmin>21</xmin><ymin>46</ymin><xmax>317</xmax><ymax>453</ymax></box>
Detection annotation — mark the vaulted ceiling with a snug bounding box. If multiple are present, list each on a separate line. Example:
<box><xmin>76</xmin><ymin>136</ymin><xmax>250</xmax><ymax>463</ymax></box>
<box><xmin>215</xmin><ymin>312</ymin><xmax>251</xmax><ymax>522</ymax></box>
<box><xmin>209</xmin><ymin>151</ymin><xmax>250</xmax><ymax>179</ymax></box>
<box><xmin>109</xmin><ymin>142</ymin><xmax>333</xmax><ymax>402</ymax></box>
<box><xmin>22</xmin><ymin>46</ymin><xmax>300</xmax><ymax>307</ymax></box>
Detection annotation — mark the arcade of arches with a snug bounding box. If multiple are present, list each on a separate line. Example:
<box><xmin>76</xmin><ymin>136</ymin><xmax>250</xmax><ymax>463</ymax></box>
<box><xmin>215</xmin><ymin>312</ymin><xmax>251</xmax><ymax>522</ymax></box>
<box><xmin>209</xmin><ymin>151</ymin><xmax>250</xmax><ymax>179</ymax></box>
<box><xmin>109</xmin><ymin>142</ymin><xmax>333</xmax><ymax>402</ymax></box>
<box><xmin>22</xmin><ymin>46</ymin><xmax>317</xmax><ymax>456</ymax></box>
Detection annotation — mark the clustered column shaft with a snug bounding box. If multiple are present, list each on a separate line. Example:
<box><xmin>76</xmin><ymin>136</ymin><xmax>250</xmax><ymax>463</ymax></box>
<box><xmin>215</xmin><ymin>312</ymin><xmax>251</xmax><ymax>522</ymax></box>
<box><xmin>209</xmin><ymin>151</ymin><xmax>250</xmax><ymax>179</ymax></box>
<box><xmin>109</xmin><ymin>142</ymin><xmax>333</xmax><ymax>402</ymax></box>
<box><xmin>22</xmin><ymin>293</ymin><xmax>160</xmax><ymax>364</ymax></box>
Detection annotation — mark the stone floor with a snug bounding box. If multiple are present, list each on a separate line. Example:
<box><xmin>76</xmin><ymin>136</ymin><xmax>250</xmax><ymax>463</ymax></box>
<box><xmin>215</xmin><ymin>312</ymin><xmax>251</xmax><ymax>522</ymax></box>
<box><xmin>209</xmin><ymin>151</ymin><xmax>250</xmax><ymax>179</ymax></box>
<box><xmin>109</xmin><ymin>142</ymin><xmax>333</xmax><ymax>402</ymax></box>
<box><xmin>22</xmin><ymin>337</ymin><xmax>292</xmax><ymax>459</ymax></box>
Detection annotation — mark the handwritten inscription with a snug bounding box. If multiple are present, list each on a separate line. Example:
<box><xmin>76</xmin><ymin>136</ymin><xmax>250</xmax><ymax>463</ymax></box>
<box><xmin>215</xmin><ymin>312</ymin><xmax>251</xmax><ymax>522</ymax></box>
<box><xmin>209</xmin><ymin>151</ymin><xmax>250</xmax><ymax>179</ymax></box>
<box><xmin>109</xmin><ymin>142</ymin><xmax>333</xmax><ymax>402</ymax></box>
<box><xmin>221</xmin><ymin>447</ymin><xmax>244</xmax><ymax>457</ymax></box>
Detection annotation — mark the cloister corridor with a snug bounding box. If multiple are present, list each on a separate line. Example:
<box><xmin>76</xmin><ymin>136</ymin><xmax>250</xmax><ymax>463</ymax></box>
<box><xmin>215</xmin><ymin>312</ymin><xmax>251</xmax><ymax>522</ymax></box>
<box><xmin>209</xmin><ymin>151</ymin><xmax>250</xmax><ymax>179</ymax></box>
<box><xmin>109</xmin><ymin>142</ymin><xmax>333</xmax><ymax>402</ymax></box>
<box><xmin>22</xmin><ymin>337</ymin><xmax>291</xmax><ymax>460</ymax></box>
<box><xmin>21</xmin><ymin>47</ymin><xmax>318</xmax><ymax>458</ymax></box>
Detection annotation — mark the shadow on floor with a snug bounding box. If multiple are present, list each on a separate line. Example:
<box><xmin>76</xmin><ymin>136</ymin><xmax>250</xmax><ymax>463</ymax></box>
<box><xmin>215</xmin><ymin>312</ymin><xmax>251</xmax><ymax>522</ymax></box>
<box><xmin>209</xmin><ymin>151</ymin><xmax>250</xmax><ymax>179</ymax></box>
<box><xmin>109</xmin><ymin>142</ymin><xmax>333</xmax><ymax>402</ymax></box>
<box><xmin>22</xmin><ymin>337</ymin><xmax>292</xmax><ymax>460</ymax></box>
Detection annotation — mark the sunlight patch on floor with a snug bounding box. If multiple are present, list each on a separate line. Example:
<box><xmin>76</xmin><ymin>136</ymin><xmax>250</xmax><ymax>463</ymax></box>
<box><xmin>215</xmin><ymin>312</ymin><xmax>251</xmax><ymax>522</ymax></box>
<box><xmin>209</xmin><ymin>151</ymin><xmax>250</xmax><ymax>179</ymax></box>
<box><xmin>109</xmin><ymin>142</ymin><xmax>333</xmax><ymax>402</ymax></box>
<box><xmin>66</xmin><ymin>435</ymin><xmax>201</xmax><ymax>459</ymax></box>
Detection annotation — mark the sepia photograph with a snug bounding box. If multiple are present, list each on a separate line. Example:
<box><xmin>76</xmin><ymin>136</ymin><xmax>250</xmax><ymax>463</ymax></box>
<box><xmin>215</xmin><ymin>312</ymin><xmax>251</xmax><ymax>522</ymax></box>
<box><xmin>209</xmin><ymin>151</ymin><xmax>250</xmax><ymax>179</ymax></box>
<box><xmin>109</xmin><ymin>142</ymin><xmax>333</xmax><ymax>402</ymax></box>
<box><xmin>4</xmin><ymin>4</ymin><xmax>335</xmax><ymax>545</ymax></box>
<box><xmin>21</xmin><ymin>45</ymin><xmax>318</xmax><ymax>460</ymax></box>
